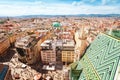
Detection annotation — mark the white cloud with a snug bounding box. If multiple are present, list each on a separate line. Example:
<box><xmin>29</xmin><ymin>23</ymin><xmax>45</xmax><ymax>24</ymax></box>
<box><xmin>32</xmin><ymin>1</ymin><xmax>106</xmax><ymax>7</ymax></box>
<box><xmin>102</xmin><ymin>0</ymin><xmax>108</xmax><ymax>5</ymax></box>
<box><xmin>72</xmin><ymin>1</ymin><xmax>85</xmax><ymax>6</ymax></box>
<box><xmin>102</xmin><ymin>0</ymin><xmax>119</xmax><ymax>5</ymax></box>
<box><xmin>0</xmin><ymin>2</ymin><xmax>119</xmax><ymax>16</ymax></box>
<box><xmin>72</xmin><ymin>1</ymin><xmax>77</xmax><ymax>6</ymax></box>
<box><xmin>71</xmin><ymin>0</ymin><xmax>97</xmax><ymax>6</ymax></box>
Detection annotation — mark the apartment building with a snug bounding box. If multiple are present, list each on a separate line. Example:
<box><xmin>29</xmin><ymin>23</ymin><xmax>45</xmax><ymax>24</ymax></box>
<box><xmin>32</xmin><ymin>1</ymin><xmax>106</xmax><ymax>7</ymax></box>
<box><xmin>0</xmin><ymin>33</ymin><xmax>10</xmax><ymax>55</ymax></box>
<box><xmin>40</xmin><ymin>40</ymin><xmax>56</xmax><ymax>64</ymax></box>
<box><xmin>15</xmin><ymin>35</ymin><xmax>40</xmax><ymax>64</ymax></box>
<box><xmin>62</xmin><ymin>39</ymin><xmax>75</xmax><ymax>63</ymax></box>
<box><xmin>41</xmin><ymin>50</ymin><xmax>56</xmax><ymax>64</ymax></box>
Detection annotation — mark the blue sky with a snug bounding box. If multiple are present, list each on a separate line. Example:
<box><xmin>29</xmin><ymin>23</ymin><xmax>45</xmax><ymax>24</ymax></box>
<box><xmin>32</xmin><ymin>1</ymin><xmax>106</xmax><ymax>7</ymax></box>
<box><xmin>0</xmin><ymin>0</ymin><xmax>120</xmax><ymax>16</ymax></box>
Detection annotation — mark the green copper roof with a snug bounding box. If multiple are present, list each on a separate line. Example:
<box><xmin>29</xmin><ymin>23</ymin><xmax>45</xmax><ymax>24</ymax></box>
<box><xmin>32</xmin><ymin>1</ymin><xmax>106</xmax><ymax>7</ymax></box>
<box><xmin>70</xmin><ymin>33</ymin><xmax>120</xmax><ymax>80</ymax></box>
<box><xmin>110</xmin><ymin>30</ymin><xmax>120</xmax><ymax>38</ymax></box>
<box><xmin>52</xmin><ymin>22</ymin><xmax>61</xmax><ymax>27</ymax></box>
<box><xmin>107</xmin><ymin>30</ymin><xmax>120</xmax><ymax>39</ymax></box>
<box><xmin>70</xmin><ymin>61</ymin><xmax>83</xmax><ymax>80</ymax></box>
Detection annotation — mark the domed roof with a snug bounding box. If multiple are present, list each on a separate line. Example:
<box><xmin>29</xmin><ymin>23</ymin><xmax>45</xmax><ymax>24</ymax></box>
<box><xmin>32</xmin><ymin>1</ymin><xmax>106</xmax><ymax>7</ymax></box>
<box><xmin>52</xmin><ymin>22</ymin><xmax>61</xmax><ymax>28</ymax></box>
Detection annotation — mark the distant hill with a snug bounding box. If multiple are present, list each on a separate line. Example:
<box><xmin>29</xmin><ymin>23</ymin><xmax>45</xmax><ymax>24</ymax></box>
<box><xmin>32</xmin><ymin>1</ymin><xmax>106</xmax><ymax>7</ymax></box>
<box><xmin>0</xmin><ymin>14</ymin><xmax>120</xmax><ymax>18</ymax></box>
<box><xmin>76</xmin><ymin>14</ymin><xmax>120</xmax><ymax>17</ymax></box>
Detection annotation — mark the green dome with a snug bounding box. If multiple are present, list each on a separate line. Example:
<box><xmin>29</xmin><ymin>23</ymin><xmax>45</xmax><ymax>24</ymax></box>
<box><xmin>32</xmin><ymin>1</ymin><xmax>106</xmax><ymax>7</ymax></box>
<box><xmin>52</xmin><ymin>22</ymin><xmax>61</xmax><ymax>28</ymax></box>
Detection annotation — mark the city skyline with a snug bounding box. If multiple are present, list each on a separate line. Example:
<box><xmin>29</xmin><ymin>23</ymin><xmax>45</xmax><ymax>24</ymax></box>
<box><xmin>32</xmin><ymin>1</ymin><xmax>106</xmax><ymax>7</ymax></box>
<box><xmin>0</xmin><ymin>0</ymin><xmax>120</xmax><ymax>16</ymax></box>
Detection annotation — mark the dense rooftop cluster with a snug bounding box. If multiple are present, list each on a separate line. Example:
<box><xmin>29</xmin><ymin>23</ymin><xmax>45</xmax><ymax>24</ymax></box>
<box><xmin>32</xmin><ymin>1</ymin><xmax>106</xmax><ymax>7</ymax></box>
<box><xmin>0</xmin><ymin>16</ymin><xmax>120</xmax><ymax>80</ymax></box>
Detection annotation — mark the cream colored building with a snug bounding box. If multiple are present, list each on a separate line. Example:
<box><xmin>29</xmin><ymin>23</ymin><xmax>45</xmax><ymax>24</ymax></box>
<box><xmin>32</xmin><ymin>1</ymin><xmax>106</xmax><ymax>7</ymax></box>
<box><xmin>40</xmin><ymin>40</ymin><xmax>56</xmax><ymax>64</ymax></box>
<box><xmin>41</xmin><ymin>50</ymin><xmax>56</xmax><ymax>64</ymax></box>
<box><xmin>62</xmin><ymin>50</ymin><xmax>74</xmax><ymax>63</ymax></box>
<box><xmin>62</xmin><ymin>39</ymin><xmax>75</xmax><ymax>63</ymax></box>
